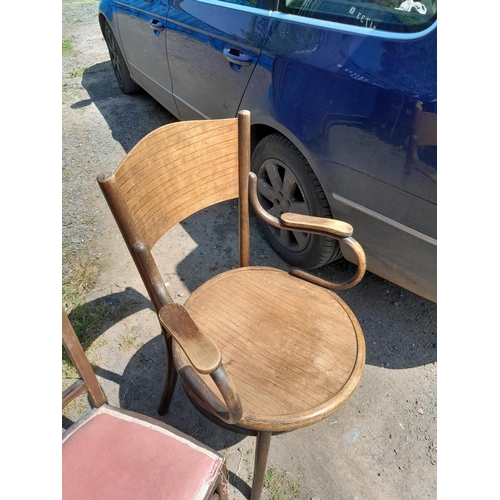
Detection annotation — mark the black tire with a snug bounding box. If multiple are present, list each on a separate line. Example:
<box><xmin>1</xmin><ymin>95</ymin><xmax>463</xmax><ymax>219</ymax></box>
<box><xmin>103</xmin><ymin>22</ymin><xmax>141</xmax><ymax>94</ymax></box>
<box><xmin>251</xmin><ymin>134</ymin><xmax>342</xmax><ymax>269</ymax></box>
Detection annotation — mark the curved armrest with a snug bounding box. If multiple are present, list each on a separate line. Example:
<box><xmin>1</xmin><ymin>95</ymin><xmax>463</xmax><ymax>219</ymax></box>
<box><xmin>280</xmin><ymin>212</ymin><xmax>353</xmax><ymax>238</ymax></box>
<box><xmin>249</xmin><ymin>172</ymin><xmax>366</xmax><ymax>290</ymax></box>
<box><xmin>158</xmin><ymin>303</ymin><xmax>243</xmax><ymax>424</ymax></box>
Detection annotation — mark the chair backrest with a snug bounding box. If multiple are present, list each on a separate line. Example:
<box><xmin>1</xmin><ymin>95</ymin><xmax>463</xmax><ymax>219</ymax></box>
<box><xmin>97</xmin><ymin>111</ymin><xmax>251</xmax><ymax>312</ymax></box>
<box><xmin>62</xmin><ymin>309</ymin><xmax>106</xmax><ymax>409</ymax></box>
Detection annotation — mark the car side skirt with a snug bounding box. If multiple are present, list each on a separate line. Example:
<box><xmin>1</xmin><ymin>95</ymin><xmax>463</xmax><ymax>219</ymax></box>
<box><xmin>333</xmin><ymin>194</ymin><xmax>437</xmax><ymax>303</ymax></box>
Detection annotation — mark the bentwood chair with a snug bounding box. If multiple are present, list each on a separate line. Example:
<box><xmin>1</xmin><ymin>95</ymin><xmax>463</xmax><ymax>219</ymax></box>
<box><xmin>97</xmin><ymin>110</ymin><xmax>367</xmax><ymax>500</ymax></box>
<box><xmin>62</xmin><ymin>309</ymin><xmax>229</xmax><ymax>500</ymax></box>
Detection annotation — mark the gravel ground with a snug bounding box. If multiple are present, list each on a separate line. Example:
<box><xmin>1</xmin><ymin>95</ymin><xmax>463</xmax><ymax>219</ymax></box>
<box><xmin>62</xmin><ymin>2</ymin><xmax>437</xmax><ymax>499</ymax></box>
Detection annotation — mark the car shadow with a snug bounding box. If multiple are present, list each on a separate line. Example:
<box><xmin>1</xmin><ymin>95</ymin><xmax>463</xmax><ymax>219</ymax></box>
<box><xmin>77</xmin><ymin>61</ymin><xmax>177</xmax><ymax>153</ymax></box>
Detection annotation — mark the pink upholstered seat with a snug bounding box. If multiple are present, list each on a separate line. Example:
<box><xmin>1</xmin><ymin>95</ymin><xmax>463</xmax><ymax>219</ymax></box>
<box><xmin>63</xmin><ymin>406</ymin><xmax>223</xmax><ymax>500</ymax></box>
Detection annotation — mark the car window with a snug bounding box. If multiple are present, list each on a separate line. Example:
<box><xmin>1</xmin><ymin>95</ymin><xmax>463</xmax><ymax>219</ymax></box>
<box><xmin>277</xmin><ymin>0</ymin><xmax>437</xmax><ymax>33</ymax></box>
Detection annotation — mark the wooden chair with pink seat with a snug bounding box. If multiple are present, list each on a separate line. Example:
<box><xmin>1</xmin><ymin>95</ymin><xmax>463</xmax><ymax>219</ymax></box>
<box><xmin>62</xmin><ymin>309</ymin><xmax>229</xmax><ymax>500</ymax></box>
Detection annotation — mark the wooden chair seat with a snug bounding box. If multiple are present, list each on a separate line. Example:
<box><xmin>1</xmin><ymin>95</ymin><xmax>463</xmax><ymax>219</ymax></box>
<box><xmin>173</xmin><ymin>267</ymin><xmax>364</xmax><ymax>433</ymax></box>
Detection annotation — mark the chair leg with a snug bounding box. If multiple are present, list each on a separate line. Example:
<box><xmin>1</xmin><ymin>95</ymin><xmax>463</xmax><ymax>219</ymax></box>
<box><xmin>250</xmin><ymin>431</ymin><xmax>272</xmax><ymax>500</ymax></box>
<box><xmin>157</xmin><ymin>336</ymin><xmax>177</xmax><ymax>415</ymax></box>
<box><xmin>215</xmin><ymin>461</ymin><xmax>229</xmax><ymax>500</ymax></box>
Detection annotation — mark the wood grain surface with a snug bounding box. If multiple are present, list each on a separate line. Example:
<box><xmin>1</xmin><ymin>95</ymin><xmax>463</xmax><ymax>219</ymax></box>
<box><xmin>114</xmin><ymin>118</ymin><xmax>240</xmax><ymax>248</ymax></box>
<box><xmin>174</xmin><ymin>267</ymin><xmax>365</xmax><ymax>432</ymax></box>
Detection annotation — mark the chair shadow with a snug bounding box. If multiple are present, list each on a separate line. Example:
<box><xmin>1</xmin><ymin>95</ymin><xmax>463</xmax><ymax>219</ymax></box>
<box><xmin>115</xmin><ymin>335</ymin><xmax>246</xmax><ymax>450</ymax></box>
<box><xmin>228</xmin><ymin>471</ymin><xmax>252</xmax><ymax>500</ymax></box>
<box><xmin>66</xmin><ymin>287</ymin><xmax>152</xmax><ymax>349</ymax></box>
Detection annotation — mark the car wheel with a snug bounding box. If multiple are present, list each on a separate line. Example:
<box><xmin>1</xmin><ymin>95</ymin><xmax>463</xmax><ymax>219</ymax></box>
<box><xmin>104</xmin><ymin>22</ymin><xmax>141</xmax><ymax>94</ymax></box>
<box><xmin>251</xmin><ymin>133</ymin><xmax>342</xmax><ymax>269</ymax></box>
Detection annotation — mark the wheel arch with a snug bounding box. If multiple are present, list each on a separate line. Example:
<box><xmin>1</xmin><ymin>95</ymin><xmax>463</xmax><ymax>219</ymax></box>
<box><xmin>99</xmin><ymin>10</ymin><xmax>139</xmax><ymax>90</ymax></box>
<box><xmin>249</xmin><ymin>120</ymin><xmax>343</xmax><ymax>267</ymax></box>
<box><xmin>249</xmin><ymin>118</ymin><xmax>334</xmax><ymax>214</ymax></box>
<box><xmin>98</xmin><ymin>0</ymin><xmax>116</xmax><ymax>35</ymax></box>
<box><xmin>98</xmin><ymin>12</ymin><xmax>108</xmax><ymax>37</ymax></box>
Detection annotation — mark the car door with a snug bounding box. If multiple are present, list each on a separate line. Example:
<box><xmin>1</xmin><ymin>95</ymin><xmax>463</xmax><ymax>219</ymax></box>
<box><xmin>238</xmin><ymin>2</ymin><xmax>437</xmax><ymax>300</ymax></box>
<box><xmin>116</xmin><ymin>0</ymin><xmax>178</xmax><ymax>114</ymax></box>
<box><xmin>166</xmin><ymin>0</ymin><xmax>272</xmax><ymax>120</ymax></box>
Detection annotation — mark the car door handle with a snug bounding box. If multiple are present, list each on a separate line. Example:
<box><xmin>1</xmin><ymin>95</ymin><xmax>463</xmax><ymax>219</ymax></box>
<box><xmin>148</xmin><ymin>19</ymin><xmax>165</xmax><ymax>33</ymax></box>
<box><xmin>223</xmin><ymin>48</ymin><xmax>252</xmax><ymax>67</ymax></box>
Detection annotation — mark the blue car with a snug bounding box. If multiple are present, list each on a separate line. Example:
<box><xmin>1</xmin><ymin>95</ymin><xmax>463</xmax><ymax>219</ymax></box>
<box><xmin>98</xmin><ymin>0</ymin><xmax>437</xmax><ymax>302</ymax></box>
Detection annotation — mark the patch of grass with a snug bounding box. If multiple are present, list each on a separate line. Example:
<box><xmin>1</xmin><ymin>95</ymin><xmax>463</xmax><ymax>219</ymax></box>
<box><xmin>264</xmin><ymin>467</ymin><xmax>301</xmax><ymax>500</ymax></box>
<box><xmin>63</xmin><ymin>357</ymin><xmax>79</xmax><ymax>381</ymax></box>
<box><xmin>62</xmin><ymin>38</ymin><xmax>72</xmax><ymax>54</ymax></box>
<box><xmin>62</xmin><ymin>250</ymin><xmax>139</xmax><ymax>353</ymax></box>
<box><xmin>62</xmin><ymin>301</ymin><xmax>108</xmax><ymax>378</ymax></box>
<box><xmin>115</xmin><ymin>298</ymin><xmax>136</xmax><ymax>318</ymax></box>
<box><xmin>92</xmin><ymin>336</ymin><xmax>108</xmax><ymax>350</ymax></box>
<box><xmin>119</xmin><ymin>326</ymin><xmax>141</xmax><ymax>350</ymax></box>
<box><xmin>62</xmin><ymin>252</ymin><xmax>100</xmax><ymax>313</ymax></box>
<box><xmin>61</xmin><ymin>81</ymin><xmax>85</xmax><ymax>104</ymax></box>
<box><xmin>62</xmin><ymin>252</ymin><xmax>103</xmax><ymax>375</ymax></box>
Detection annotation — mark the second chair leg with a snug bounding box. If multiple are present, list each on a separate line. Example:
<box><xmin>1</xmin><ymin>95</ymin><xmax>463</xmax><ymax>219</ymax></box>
<box><xmin>157</xmin><ymin>336</ymin><xmax>177</xmax><ymax>415</ymax></box>
<box><xmin>250</xmin><ymin>431</ymin><xmax>272</xmax><ymax>500</ymax></box>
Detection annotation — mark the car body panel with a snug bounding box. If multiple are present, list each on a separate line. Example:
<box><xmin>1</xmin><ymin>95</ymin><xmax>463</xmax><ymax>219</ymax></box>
<box><xmin>98</xmin><ymin>0</ymin><xmax>437</xmax><ymax>302</ymax></box>
<box><xmin>239</xmin><ymin>15</ymin><xmax>436</xmax><ymax>301</ymax></box>
<box><xmin>165</xmin><ymin>0</ymin><xmax>271</xmax><ymax>120</ymax></box>
<box><xmin>114</xmin><ymin>0</ymin><xmax>178</xmax><ymax>113</ymax></box>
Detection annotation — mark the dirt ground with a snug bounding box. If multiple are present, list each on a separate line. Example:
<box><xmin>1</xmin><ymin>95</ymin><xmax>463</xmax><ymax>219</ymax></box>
<box><xmin>62</xmin><ymin>2</ymin><xmax>437</xmax><ymax>498</ymax></box>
